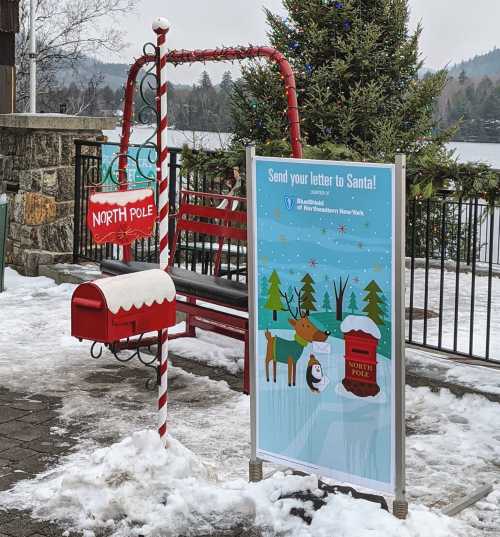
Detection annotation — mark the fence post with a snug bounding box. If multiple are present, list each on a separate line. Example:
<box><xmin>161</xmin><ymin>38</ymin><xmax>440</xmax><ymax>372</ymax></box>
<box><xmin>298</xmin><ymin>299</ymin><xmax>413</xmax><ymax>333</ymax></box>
<box><xmin>168</xmin><ymin>150</ymin><xmax>177</xmax><ymax>252</ymax></box>
<box><xmin>73</xmin><ymin>140</ymin><xmax>82</xmax><ymax>264</ymax></box>
<box><xmin>0</xmin><ymin>185</ymin><xmax>8</xmax><ymax>293</ymax></box>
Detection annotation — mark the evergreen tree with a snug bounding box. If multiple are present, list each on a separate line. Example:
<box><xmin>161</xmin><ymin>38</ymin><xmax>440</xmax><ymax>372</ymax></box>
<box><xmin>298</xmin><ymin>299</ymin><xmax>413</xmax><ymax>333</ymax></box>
<box><xmin>265</xmin><ymin>270</ymin><xmax>285</xmax><ymax>321</ymax></box>
<box><xmin>322</xmin><ymin>291</ymin><xmax>332</xmax><ymax>312</ymax></box>
<box><xmin>300</xmin><ymin>273</ymin><xmax>316</xmax><ymax>316</ymax></box>
<box><xmin>231</xmin><ymin>0</ymin><xmax>448</xmax><ymax>160</ymax></box>
<box><xmin>362</xmin><ymin>280</ymin><xmax>384</xmax><ymax>325</ymax></box>
<box><xmin>348</xmin><ymin>291</ymin><xmax>358</xmax><ymax>314</ymax></box>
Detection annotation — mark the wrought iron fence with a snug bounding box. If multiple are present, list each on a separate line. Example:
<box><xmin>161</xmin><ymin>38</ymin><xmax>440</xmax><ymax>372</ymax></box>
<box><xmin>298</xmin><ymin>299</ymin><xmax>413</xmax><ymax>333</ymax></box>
<box><xmin>73</xmin><ymin>140</ymin><xmax>246</xmax><ymax>281</ymax></box>
<box><xmin>74</xmin><ymin>143</ymin><xmax>500</xmax><ymax>363</ymax></box>
<box><xmin>406</xmin><ymin>193</ymin><xmax>500</xmax><ymax>362</ymax></box>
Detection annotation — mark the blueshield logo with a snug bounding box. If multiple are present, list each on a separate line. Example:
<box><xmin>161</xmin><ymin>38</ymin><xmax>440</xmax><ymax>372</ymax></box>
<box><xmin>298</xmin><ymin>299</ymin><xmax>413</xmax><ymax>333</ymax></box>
<box><xmin>284</xmin><ymin>196</ymin><xmax>296</xmax><ymax>211</ymax></box>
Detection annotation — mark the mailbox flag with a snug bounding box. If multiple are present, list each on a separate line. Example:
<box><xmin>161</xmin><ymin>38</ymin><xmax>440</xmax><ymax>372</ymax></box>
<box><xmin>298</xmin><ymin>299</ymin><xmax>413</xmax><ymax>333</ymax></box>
<box><xmin>87</xmin><ymin>189</ymin><xmax>157</xmax><ymax>246</ymax></box>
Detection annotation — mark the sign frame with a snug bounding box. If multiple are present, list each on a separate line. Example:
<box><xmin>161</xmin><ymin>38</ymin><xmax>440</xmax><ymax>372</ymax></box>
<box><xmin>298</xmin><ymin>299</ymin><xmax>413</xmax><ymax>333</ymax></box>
<box><xmin>246</xmin><ymin>146</ymin><xmax>407</xmax><ymax>511</ymax></box>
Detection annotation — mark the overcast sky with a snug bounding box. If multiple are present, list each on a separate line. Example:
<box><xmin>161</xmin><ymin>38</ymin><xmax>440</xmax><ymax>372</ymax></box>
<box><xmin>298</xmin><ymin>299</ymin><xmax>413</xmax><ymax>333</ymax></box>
<box><xmin>113</xmin><ymin>0</ymin><xmax>500</xmax><ymax>84</ymax></box>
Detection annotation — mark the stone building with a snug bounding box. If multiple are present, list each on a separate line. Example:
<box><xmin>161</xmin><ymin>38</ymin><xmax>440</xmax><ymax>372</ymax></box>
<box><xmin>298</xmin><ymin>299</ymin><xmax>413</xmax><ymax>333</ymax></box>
<box><xmin>0</xmin><ymin>114</ymin><xmax>115</xmax><ymax>275</ymax></box>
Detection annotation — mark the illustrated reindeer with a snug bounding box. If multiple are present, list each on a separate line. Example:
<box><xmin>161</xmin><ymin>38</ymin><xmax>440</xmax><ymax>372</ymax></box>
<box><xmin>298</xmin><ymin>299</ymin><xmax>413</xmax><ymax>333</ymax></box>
<box><xmin>265</xmin><ymin>288</ymin><xmax>330</xmax><ymax>387</ymax></box>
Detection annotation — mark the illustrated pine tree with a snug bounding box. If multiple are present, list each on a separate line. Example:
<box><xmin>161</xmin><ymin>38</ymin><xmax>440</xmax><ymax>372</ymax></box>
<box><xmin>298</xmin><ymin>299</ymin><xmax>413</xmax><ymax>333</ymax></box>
<box><xmin>265</xmin><ymin>270</ymin><xmax>285</xmax><ymax>321</ymax></box>
<box><xmin>231</xmin><ymin>0</ymin><xmax>448</xmax><ymax>163</ymax></box>
<box><xmin>363</xmin><ymin>280</ymin><xmax>384</xmax><ymax>325</ymax></box>
<box><xmin>333</xmin><ymin>276</ymin><xmax>349</xmax><ymax>321</ymax></box>
<box><xmin>300</xmin><ymin>273</ymin><xmax>317</xmax><ymax>316</ymax></box>
<box><xmin>348</xmin><ymin>291</ymin><xmax>358</xmax><ymax>314</ymax></box>
<box><xmin>322</xmin><ymin>291</ymin><xmax>332</xmax><ymax>312</ymax></box>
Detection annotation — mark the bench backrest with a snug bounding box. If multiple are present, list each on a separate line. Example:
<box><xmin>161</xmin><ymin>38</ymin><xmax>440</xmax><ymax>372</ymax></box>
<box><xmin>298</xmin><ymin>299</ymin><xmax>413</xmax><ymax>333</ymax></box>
<box><xmin>168</xmin><ymin>190</ymin><xmax>247</xmax><ymax>277</ymax></box>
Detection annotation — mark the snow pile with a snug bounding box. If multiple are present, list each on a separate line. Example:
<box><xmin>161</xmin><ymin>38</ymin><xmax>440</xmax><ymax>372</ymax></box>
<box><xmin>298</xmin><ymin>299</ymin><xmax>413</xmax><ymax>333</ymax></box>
<box><xmin>93</xmin><ymin>269</ymin><xmax>175</xmax><ymax>313</ymax></box>
<box><xmin>340</xmin><ymin>314</ymin><xmax>381</xmax><ymax>339</ymax></box>
<box><xmin>169</xmin><ymin>328</ymin><xmax>245</xmax><ymax>374</ymax></box>
<box><xmin>0</xmin><ymin>430</ymin><xmax>467</xmax><ymax>537</ymax></box>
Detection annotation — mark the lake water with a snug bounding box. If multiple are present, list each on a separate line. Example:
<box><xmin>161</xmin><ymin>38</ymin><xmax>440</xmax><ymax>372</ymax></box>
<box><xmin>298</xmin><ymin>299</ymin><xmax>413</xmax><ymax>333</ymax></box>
<box><xmin>447</xmin><ymin>141</ymin><xmax>500</xmax><ymax>169</ymax></box>
<box><xmin>105</xmin><ymin>127</ymin><xmax>500</xmax><ymax>168</ymax></box>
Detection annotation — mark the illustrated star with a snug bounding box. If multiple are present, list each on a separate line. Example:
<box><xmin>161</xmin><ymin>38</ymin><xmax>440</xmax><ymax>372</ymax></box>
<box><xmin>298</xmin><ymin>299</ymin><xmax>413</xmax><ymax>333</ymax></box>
<box><xmin>338</xmin><ymin>224</ymin><xmax>347</xmax><ymax>234</ymax></box>
<box><xmin>308</xmin><ymin>259</ymin><xmax>317</xmax><ymax>268</ymax></box>
<box><xmin>262</xmin><ymin>256</ymin><xmax>269</xmax><ymax>267</ymax></box>
<box><xmin>373</xmin><ymin>263</ymin><xmax>383</xmax><ymax>272</ymax></box>
<box><xmin>278</xmin><ymin>234</ymin><xmax>288</xmax><ymax>243</ymax></box>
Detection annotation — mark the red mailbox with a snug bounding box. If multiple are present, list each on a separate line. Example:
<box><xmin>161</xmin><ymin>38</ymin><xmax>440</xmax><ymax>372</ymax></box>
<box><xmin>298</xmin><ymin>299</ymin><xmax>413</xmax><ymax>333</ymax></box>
<box><xmin>340</xmin><ymin>315</ymin><xmax>381</xmax><ymax>398</ymax></box>
<box><xmin>71</xmin><ymin>269</ymin><xmax>176</xmax><ymax>344</ymax></box>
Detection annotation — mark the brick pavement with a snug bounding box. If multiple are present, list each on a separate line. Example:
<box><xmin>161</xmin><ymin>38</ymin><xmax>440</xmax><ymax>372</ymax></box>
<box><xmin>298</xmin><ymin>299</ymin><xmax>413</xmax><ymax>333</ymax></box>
<box><xmin>0</xmin><ymin>386</ymin><xmax>80</xmax><ymax>537</ymax></box>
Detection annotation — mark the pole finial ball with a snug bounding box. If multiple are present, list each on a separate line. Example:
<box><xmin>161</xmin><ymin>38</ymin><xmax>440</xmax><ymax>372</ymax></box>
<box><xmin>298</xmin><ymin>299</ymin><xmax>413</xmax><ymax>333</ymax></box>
<box><xmin>152</xmin><ymin>17</ymin><xmax>170</xmax><ymax>34</ymax></box>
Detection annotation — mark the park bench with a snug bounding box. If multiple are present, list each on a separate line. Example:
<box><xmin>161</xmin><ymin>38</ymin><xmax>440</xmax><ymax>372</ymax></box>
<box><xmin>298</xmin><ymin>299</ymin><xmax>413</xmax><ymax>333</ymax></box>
<box><xmin>100</xmin><ymin>189</ymin><xmax>250</xmax><ymax>394</ymax></box>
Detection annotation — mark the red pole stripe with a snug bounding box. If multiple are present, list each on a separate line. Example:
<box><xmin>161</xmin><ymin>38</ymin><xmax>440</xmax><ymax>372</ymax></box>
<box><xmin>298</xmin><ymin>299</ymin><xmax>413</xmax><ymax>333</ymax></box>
<box><xmin>158</xmin><ymin>423</ymin><xmax>167</xmax><ymax>437</ymax></box>
<box><xmin>158</xmin><ymin>392</ymin><xmax>168</xmax><ymax>407</ymax></box>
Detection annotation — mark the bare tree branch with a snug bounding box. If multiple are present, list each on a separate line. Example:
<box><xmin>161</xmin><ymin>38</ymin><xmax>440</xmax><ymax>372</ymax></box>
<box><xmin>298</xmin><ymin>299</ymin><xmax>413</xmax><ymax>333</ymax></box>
<box><xmin>15</xmin><ymin>0</ymin><xmax>136</xmax><ymax>110</ymax></box>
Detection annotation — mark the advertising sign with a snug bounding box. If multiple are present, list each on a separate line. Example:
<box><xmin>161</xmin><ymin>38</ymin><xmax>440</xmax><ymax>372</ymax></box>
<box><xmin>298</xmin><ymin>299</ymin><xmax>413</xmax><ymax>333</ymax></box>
<box><xmin>248</xmin><ymin>153</ymin><xmax>404</xmax><ymax>494</ymax></box>
<box><xmin>87</xmin><ymin>189</ymin><xmax>157</xmax><ymax>246</ymax></box>
<box><xmin>101</xmin><ymin>144</ymin><xmax>157</xmax><ymax>188</ymax></box>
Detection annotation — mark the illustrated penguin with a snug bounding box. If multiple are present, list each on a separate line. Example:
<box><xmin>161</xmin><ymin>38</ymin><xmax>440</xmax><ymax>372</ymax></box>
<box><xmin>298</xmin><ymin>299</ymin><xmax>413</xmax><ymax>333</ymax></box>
<box><xmin>306</xmin><ymin>355</ymin><xmax>330</xmax><ymax>394</ymax></box>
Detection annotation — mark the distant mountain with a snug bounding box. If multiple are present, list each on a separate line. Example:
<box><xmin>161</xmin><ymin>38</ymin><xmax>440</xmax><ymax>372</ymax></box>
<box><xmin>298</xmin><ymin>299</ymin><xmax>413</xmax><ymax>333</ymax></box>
<box><xmin>58</xmin><ymin>57</ymin><xmax>191</xmax><ymax>91</ymax></box>
<box><xmin>448</xmin><ymin>48</ymin><xmax>500</xmax><ymax>80</ymax></box>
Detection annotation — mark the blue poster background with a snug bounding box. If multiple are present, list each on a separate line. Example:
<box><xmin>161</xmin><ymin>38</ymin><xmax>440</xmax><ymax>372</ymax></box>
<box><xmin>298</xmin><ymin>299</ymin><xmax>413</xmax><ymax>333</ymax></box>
<box><xmin>101</xmin><ymin>144</ymin><xmax>157</xmax><ymax>190</ymax></box>
<box><xmin>253</xmin><ymin>156</ymin><xmax>395</xmax><ymax>492</ymax></box>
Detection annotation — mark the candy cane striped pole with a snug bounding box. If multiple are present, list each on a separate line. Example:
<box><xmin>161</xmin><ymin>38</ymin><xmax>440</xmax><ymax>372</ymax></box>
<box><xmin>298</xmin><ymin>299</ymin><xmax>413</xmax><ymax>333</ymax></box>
<box><xmin>153</xmin><ymin>16</ymin><xmax>170</xmax><ymax>447</ymax></box>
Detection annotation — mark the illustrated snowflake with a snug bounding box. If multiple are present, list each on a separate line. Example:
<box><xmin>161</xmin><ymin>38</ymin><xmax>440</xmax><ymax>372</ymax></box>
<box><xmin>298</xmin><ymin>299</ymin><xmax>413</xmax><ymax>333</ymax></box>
<box><xmin>309</xmin><ymin>259</ymin><xmax>318</xmax><ymax>268</ymax></box>
<box><xmin>321</xmin><ymin>228</ymin><xmax>327</xmax><ymax>235</ymax></box>
<box><xmin>353</xmin><ymin>277</ymin><xmax>360</xmax><ymax>284</ymax></box>
<box><xmin>338</xmin><ymin>224</ymin><xmax>347</xmax><ymax>234</ymax></box>
<box><xmin>357</xmin><ymin>242</ymin><xmax>364</xmax><ymax>249</ymax></box>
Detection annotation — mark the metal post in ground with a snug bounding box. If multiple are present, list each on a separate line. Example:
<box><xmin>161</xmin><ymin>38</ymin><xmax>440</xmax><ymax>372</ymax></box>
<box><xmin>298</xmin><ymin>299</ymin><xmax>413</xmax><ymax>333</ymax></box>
<box><xmin>246</xmin><ymin>145</ymin><xmax>263</xmax><ymax>482</ymax></box>
<box><xmin>393</xmin><ymin>154</ymin><xmax>408</xmax><ymax>519</ymax></box>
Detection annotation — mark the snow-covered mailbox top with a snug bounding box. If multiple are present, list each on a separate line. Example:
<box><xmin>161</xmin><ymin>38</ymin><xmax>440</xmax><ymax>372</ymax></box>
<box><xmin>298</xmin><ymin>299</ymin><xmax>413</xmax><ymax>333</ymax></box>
<box><xmin>340</xmin><ymin>315</ymin><xmax>381</xmax><ymax>341</ymax></box>
<box><xmin>71</xmin><ymin>270</ymin><xmax>176</xmax><ymax>344</ymax></box>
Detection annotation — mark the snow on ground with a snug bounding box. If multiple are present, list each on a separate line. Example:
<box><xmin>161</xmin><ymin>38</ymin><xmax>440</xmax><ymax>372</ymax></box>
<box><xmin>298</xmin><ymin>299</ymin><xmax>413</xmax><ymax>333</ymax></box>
<box><xmin>406</xmin><ymin>267</ymin><xmax>500</xmax><ymax>361</ymax></box>
<box><xmin>0</xmin><ymin>268</ymin><xmax>499</xmax><ymax>536</ymax></box>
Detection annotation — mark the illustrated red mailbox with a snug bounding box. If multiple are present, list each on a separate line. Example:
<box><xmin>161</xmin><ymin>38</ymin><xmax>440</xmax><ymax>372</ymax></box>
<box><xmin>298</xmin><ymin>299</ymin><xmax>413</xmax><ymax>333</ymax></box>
<box><xmin>71</xmin><ymin>269</ymin><xmax>176</xmax><ymax>344</ymax></box>
<box><xmin>340</xmin><ymin>315</ymin><xmax>381</xmax><ymax>398</ymax></box>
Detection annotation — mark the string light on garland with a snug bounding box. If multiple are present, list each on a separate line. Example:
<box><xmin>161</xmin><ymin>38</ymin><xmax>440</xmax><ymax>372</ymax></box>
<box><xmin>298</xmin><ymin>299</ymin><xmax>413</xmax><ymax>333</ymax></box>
<box><xmin>343</xmin><ymin>20</ymin><xmax>351</xmax><ymax>30</ymax></box>
<box><xmin>305</xmin><ymin>63</ymin><xmax>313</xmax><ymax>76</ymax></box>
<box><xmin>335</xmin><ymin>1</ymin><xmax>344</xmax><ymax>8</ymax></box>
<box><xmin>288</xmin><ymin>40</ymin><xmax>300</xmax><ymax>51</ymax></box>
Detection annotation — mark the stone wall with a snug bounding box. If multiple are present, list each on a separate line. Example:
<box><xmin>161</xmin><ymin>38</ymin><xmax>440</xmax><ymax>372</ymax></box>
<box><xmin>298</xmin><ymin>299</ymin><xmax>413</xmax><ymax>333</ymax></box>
<box><xmin>0</xmin><ymin>114</ymin><xmax>115</xmax><ymax>275</ymax></box>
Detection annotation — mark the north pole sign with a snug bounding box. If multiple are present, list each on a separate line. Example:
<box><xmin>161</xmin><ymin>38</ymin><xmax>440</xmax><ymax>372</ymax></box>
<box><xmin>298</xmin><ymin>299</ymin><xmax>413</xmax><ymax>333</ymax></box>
<box><xmin>87</xmin><ymin>189</ymin><xmax>157</xmax><ymax>246</ymax></box>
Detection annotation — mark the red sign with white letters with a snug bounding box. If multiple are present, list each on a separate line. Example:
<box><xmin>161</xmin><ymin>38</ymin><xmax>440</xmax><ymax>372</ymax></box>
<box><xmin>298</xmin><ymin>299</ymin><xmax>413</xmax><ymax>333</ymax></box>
<box><xmin>87</xmin><ymin>188</ymin><xmax>157</xmax><ymax>245</ymax></box>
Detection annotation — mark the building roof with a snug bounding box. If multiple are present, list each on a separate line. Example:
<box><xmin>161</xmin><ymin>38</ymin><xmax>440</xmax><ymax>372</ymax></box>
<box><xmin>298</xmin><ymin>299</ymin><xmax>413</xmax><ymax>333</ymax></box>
<box><xmin>0</xmin><ymin>0</ymin><xmax>20</xmax><ymax>34</ymax></box>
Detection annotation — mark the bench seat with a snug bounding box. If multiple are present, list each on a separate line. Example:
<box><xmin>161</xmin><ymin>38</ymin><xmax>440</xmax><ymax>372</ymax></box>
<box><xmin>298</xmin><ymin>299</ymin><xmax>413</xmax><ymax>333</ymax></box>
<box><xmin>100</xmin><ymin>260</ymin><xmax>248</xmax><ymax>310</ymax></box>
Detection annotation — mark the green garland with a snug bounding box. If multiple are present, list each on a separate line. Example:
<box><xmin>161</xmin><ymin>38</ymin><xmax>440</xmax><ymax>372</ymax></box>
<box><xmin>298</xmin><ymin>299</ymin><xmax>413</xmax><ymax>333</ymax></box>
<box><xmin>181</xmin><ymin>141</ymin><xmax>500</xmax><ymax>203</ymax></box>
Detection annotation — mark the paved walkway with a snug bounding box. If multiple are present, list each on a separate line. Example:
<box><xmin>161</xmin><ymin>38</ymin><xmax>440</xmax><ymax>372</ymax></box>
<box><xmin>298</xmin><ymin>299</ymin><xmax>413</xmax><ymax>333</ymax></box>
<box><xmin>0</xmin><ymin>386</ymin><xmax>81</xmax><ymax>537</ymax></box>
